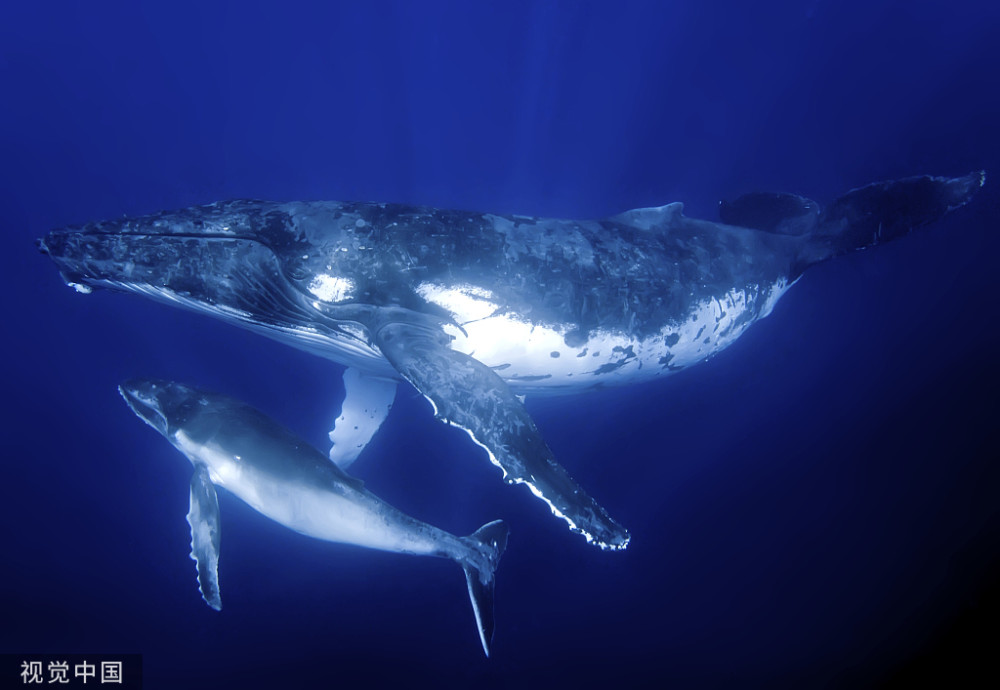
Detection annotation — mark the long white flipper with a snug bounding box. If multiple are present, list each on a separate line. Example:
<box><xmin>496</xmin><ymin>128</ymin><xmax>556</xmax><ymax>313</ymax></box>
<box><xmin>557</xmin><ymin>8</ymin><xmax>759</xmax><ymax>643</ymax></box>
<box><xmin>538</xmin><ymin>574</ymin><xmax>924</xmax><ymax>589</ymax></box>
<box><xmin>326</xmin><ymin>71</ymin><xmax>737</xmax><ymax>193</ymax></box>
<box><xmin>373</xmin><ymin>320</ymin><xmax>630</xmax><ymax>550</ymax></box>
<box><xmin>187</xmin><ymin>463</ymin><xmax>222</xmax><ymax>611</ymax></box>
<box><xmin>328</xmin><ymin>367</ymin><xmax>397</xmax><ymax>469</ymax></box>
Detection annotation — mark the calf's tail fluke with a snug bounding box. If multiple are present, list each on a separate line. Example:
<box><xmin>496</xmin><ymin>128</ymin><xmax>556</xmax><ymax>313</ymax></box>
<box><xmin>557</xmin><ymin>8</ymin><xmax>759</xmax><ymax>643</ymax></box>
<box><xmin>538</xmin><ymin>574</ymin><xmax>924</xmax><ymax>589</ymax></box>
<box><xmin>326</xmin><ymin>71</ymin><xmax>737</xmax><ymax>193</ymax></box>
<box><xmin>460</xmin><ymin>519</ymin><xmax>509</xmax><ymax>657</ymax></box>
<box><xmin>800</xmin><ymin>171</ymin><xmax>986</xmax><ymax>269</ymax></box>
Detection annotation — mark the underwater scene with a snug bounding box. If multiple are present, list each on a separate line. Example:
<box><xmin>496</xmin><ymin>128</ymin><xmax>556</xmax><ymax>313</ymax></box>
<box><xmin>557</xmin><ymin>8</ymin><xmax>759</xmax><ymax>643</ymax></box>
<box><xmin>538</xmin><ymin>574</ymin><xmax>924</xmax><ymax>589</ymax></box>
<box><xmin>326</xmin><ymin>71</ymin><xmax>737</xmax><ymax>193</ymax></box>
<box><xmin>2</xmin><ymin>1</ymin><xmax>998</xmax><ymax>687</ymax></box>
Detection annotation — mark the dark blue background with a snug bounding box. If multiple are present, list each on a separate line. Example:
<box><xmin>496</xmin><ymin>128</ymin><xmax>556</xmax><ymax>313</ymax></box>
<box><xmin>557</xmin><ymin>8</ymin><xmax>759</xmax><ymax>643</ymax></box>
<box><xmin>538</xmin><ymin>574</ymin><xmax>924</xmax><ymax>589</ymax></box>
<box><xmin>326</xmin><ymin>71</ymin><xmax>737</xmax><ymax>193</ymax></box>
<box><xmin>2</xmin><ymin>1</ymin><xmax>998</xmax><ymax>687</ymax></box>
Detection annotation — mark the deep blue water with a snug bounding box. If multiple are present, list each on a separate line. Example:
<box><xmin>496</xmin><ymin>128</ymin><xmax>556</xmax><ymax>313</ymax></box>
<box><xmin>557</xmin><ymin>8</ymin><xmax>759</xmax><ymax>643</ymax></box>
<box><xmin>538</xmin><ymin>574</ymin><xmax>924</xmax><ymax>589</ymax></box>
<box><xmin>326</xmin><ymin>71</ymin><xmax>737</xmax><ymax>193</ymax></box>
<box><xmin>2</xmin><ymin>1</ymin><xmax>999</xmax><ymax>687</ymax></box>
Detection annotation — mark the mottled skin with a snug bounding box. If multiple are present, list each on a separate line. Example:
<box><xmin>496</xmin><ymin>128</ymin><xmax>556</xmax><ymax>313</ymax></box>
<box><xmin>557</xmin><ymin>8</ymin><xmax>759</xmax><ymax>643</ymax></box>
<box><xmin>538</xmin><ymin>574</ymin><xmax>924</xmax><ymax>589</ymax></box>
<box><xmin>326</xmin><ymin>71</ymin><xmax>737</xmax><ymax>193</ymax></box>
<box><xmin>38</xmin><ymin>172</ymin><xmax>984</xmax><ymax>549</ymax></box>
<box><xmin>41</xmin><ymin>199</ymin><xmax>795</xmax><ymax>367</ymax></box>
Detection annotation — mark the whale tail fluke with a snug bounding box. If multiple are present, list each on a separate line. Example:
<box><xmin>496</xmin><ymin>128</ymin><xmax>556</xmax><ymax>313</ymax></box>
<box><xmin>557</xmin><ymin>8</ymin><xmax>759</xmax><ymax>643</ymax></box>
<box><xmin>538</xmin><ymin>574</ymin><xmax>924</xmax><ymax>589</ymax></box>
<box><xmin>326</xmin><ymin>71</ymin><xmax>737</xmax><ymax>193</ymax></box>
<box><xmin>460</xmin><ymin>519</ymin><xmax>509</xmax><ymax>657</ymax></box>
<box><xmin>799</xmin><ymin>171</ymin><xmax>986</xmax><ymax>269</ymax></box>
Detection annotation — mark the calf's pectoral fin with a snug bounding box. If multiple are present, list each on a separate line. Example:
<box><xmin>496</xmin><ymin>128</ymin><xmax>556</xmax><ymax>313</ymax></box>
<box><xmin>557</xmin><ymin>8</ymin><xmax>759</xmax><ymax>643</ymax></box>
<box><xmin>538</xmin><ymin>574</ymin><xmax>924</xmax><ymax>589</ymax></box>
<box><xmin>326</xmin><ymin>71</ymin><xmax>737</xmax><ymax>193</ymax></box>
<box><xmin>328</xmin><ymin>367</ymin><xmax>397</xmax><ymax>469</ymax></box>
<box><xmin>373</xmin><ymin>320</ymin><xmax>630</xmax><ymax>551</ymax></box>
<box><xmin>187</xmin><ymin>463</ymin><xmax>222</xmax><ymax>611</ymax></box>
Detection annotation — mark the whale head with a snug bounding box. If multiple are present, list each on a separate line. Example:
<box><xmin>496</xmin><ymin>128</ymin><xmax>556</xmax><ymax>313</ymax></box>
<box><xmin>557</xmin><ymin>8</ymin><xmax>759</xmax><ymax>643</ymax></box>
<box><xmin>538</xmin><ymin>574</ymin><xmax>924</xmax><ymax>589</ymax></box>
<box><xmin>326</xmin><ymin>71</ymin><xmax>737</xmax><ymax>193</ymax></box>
<box><xmin>37</xmin><ymin>201</ymin><xmax>309</xmax><ymax>314</ymax></box>
<box><xmin>119</xmin><ymin>378</ymin><xmax>203</xmax><ymax>438</ymax></box>
<box><xmin>38</xmin><ymin>201</ymin><xmax>393</xmax><ymax>369</ymax></box>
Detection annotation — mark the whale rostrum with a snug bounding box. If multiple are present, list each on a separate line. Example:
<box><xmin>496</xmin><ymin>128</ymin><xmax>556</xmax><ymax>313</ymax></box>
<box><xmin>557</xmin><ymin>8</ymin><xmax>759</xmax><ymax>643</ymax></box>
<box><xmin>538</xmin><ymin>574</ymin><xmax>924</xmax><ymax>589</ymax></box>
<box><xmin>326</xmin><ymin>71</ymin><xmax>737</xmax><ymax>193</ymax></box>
<box><xmin>119</xmin><ymin>378</ymin><xmax>509</xmax><ymax>656</ymax></box>
<box><xmin>41</xmin><ymin>172</ymin><xmax>985</xmax><ymax>549</ymax></box>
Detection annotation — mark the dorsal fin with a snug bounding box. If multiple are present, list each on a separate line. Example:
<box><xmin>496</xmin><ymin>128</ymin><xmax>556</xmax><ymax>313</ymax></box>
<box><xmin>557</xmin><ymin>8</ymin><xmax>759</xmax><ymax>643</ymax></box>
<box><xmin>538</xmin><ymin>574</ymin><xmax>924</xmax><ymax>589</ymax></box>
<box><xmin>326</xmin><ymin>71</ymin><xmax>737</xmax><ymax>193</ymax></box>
<box><xmin>610</xmin><ymin>202</ymin><xmax>684</xmax><ymax>230</ymax></box>
<box><xmin>719</xmin><ymin>192</ymin><xmax>819</xmax><ymax>235</ymax></box>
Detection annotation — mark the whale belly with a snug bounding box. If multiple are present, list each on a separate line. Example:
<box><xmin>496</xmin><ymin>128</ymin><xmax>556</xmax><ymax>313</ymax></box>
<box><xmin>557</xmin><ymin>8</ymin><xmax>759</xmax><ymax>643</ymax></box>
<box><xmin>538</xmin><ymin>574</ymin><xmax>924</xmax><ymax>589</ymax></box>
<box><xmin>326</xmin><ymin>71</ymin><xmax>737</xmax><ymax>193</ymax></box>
<box><xmin>426</xmin><ymin>278</ymin><xmax>793</xmax><ymax>395</ymax></box>
<box><xmin>178</xmin><ymin>433</ymin><xmax>438</xmax><ymax>554</ymax></box>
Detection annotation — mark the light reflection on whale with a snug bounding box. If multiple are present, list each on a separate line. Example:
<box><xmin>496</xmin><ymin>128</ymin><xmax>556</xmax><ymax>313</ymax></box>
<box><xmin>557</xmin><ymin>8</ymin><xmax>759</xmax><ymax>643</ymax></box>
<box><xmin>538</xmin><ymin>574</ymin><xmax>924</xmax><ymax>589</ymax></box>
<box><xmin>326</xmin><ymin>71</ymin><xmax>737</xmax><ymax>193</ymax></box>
<box><xmin>40</xmin><ymin>171</ymin><xmax>985</xmax><ymax>549</ymax></box>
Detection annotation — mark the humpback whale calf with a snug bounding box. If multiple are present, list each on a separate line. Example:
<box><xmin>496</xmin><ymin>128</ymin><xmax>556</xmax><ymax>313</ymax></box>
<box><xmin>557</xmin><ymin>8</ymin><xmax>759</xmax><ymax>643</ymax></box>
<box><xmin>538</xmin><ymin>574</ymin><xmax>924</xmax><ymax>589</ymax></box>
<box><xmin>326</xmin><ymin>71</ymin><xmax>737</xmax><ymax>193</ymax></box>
<box><xmin>40</xmin><ymin>172</ymin><xmax>984</xmax><ymax>550</ymax></box>
<box><xmin>119</xmin><ymin>378</ymin><xmax>508</xmax><ymax>656</ymax></box>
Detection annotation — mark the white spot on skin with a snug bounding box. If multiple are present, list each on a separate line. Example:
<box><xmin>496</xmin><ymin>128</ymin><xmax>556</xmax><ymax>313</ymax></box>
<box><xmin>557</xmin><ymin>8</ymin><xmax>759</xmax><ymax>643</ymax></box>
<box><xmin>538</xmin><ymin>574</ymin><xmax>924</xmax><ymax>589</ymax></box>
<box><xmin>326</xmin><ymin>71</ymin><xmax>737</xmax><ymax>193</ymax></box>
<box><xmin>308</xmin><ymin>274</ymin><xmax>355</xmax><ymax>302</ymax></box>
<box><xmin>69</xmin><ymin>282</ymin><xmax>92</xmax><ymax>294</ymax></box>
<box><xmin>416</xmin><ymin>282</ymin><xmax>499</xmax><ymax>323</ymax></box>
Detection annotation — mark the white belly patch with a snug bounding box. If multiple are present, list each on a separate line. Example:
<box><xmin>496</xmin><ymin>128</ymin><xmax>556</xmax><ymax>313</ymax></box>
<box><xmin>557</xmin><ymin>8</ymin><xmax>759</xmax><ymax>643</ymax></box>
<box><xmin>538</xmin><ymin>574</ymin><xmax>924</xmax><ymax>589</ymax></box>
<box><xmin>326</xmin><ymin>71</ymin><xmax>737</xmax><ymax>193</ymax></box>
<box><xmin>417</xmin><ymin>279</ymin><xmax>792</xmax><ymax>393</ymax></box>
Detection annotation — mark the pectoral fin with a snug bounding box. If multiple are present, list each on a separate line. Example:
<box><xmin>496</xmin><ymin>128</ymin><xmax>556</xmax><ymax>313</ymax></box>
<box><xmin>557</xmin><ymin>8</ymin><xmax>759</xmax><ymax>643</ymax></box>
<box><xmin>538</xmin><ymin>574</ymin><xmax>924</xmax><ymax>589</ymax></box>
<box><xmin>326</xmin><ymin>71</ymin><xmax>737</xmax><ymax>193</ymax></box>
<box><xmin>187</xmin><ymin>463</ymin><xmax>222</xmax><ymax>611</ymax></box>
<box><xmin>374</xmin><ymin>321</ymin><xmax>629</xmax><ymax>550</ymax></box>
<box><xmin>328</xmin><ymin>367</ymin><xmax>397</xmax><ymax>469</ymax></box>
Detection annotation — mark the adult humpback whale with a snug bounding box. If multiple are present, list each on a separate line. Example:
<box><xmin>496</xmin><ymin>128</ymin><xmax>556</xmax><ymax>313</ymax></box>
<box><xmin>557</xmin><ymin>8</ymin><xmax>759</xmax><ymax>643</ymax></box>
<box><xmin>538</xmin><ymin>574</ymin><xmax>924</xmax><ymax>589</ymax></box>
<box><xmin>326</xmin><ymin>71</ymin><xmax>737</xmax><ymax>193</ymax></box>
<box><xmin>39</xmin><ymin>172</ymin><xmax>985</xmax><ymax>550</ymax></box>
<box><xmin>119</xmin><ymin>379</ymin><xmax>508</xmax><ymax>656</ymax></box>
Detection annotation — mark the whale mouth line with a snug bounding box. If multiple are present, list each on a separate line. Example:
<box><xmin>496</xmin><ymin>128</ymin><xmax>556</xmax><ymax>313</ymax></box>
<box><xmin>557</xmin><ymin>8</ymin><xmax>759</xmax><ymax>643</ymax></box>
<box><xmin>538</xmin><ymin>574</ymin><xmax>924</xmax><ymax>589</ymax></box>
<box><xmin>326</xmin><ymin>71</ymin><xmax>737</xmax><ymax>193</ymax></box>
<box><xmin>42</xmin><ymin>228</ymin><xmax>266</xmax><ymax>244</ymax></box>
<box><xmin>38</xmin><ymin>228</ymin><xmax>283</xmax><ymax>298</ymax></box>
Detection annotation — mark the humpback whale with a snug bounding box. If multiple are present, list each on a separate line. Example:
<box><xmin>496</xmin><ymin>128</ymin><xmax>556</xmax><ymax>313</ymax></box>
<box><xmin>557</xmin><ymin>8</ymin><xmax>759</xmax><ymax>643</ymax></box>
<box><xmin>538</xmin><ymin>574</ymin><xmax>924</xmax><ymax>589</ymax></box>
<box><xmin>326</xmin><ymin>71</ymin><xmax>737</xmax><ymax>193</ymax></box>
<box><xmin>119</xmin><ymin>378</ymin><xmax>508</xmax><ymax>656</ymax></box>
<box><xmin>40</xmin><ymin>172</ymin><xmax>985</xmax><ymax>550</ymax></box>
